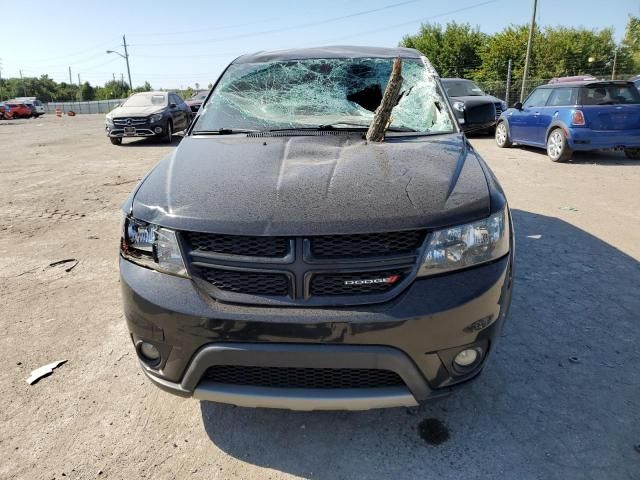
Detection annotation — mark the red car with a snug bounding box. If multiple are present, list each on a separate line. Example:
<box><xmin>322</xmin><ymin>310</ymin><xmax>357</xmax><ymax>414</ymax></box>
<box><xmin>185</xmin><ymin>90</ymin><xmax>209</xmax><ymax>117</ymax></box>
<box><xmin>6</xmin><ymin>103</ymin><xmax>34</xmax><ymax>118</ymax></box>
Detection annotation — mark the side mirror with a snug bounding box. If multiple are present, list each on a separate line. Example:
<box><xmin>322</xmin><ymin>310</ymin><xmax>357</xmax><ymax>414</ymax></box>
<box><xmin>170</xmin><ymin>103</ymin><xmax>177</xmax><ymax>108</ymax></box>
<box><xmin>513</xmin><ymin>102</ymin><xmax>523</xmax><ymax>110</ymax></box>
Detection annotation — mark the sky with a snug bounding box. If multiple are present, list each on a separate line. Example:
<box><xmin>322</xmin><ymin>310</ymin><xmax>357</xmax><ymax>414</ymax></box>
<box><xmin>1</xmin><ymin>0</ymin><xmax>638</xmax><ymax>89</ymax></box>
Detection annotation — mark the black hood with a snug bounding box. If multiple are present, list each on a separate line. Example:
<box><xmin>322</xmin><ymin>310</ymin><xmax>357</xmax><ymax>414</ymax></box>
<box><xmin>131</xmin><ymin>133</ymin><xmax>490</xmax><ymax>236</ymax></box>
<box><xmin>451</xmin><ymin>95</ymin><xmax>503</xmax><ymax>106</ymax></box>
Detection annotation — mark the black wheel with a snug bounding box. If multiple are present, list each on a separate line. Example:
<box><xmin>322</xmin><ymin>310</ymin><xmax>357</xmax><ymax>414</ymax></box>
<box><xmin>546</xmin><ymin>128</ymin><xmax>572</xmax><ymax>162</ymax></box>
<box><xmin>163</xmin><ymin>121</ymin><xmax>173</xmax><ymax>144</ymax></box>
<box><xmin>624</xmin><ymin>148</ymin><xmax>640</xmax><ymax>160</ymax></box>
<box><xmin>495</xmin><ymin>121</ymin><xmax>512</xmax><ymax>148</ymax></box>
<box><xmin>110</xmin><ymin>137</ymin><xmax>122</xmax><ymax>146</ymax></box>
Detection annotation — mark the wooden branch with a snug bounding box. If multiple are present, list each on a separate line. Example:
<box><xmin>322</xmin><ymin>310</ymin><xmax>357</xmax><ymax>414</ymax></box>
<box><xmin>366</xmin><ymin>58</ymin><xmax>403</xmax><ymax>142</ymax></box>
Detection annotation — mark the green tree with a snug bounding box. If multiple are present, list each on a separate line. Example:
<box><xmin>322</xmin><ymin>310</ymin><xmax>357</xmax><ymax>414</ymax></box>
<box><xmin>400</xmin><ymin>22</ymin><xmax>487</xmax><ymax>78</ymax></box>
<box><xmin>621</xmin><ymin>15</ymin><xmax>640</xmax><ymax>71</ymax></box>
<box><xmin>79</xmin><ymin>81</ymin><xmax>95</xmax><ymax>101</ymax></box>
<box><xmin>133</xmin><ymin>81</ymin><xmax>152</xmax><ymax>93</ymax></box>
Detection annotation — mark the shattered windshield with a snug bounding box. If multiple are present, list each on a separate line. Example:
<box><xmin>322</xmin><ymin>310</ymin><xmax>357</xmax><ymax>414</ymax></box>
<box><xmin>195</xmin><ymin>57</ymin><xmax>454</xmax><ymax>134</ymax></box>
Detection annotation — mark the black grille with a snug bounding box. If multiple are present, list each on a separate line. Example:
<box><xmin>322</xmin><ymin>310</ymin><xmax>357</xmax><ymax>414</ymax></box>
<box><xmin>194</xmin><ymin>267</ymin><xmax>290</xmax><ymax>296</ymax></box>
<box><xmin>186</xmin><ymin>232</ymin><xmax>291</xmax><ymax>258</ymax></box>
<box><xmin>494</xmin><ymin>102</ymin><xmax>503</xmax><ymax>120</ymax></box>
<box><xmin>310</xmin><ymin>231</ymin><xmax>425</xmax><ymax>259</ymax></box>
<box><xmin>310</xmin><ymin>269</ymin><xmax>407</xmax><ymax>296</ymax></box>
<box><xmin>204</xmin><ymin>365</ymin><xmax>405</xmax><ymax>389</ymax></box>
<box><xmin>465</xmin><ymin>103</ymin><xmax>496</xmax><ymax>124</ymax></box>
<box><xmin>190</xmin><ymin>104</ymin><xmax>200</xmax><ymax>113</ymax></box>
<box><xmin>113</xmin><ymin>117</ymin><xmax>148</xmax><ymax>126</ymax></box>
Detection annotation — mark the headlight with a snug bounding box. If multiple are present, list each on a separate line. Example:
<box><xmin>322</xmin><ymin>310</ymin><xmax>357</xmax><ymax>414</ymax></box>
<box><xmin>105</xmin><ymin>116</ymin><xmax>113</xmax><ymax>125</ymax></box>
<box><xmin>452</xmin><ymin>101</ymin><xmax>465</xmax><ymax>112</ymax></box>
<box><xmin>120</xmin><ymin>217</ymin><xmax>188</xmax><ymax>277</ymax></box>
<box><xmin>501</xmin><ymin>101</ymin><xmax>508</xmax><ymax>111</ymax></box>
<box><xmin>149</xmin><ymin>113</ymin><xmax>163</xmax><ymax>123</ymax></box>
<box><xmin>418</xmin><ymin>209</ymin><xmax>509</xmax><ymax>277</ymax></box>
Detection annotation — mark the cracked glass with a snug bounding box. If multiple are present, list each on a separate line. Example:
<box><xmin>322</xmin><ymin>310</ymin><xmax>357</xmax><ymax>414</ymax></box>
<box><xmin>195</xmin><ymin>57</ymin><xmax>454</xmax><ymax>134</ymax></box>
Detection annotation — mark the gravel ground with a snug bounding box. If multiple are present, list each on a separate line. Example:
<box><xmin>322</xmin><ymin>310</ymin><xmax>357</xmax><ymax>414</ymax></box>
<box><xmin>1</xmin><ymin>114</ymin><xmax>639</xmax><ymax>480</ymax></box>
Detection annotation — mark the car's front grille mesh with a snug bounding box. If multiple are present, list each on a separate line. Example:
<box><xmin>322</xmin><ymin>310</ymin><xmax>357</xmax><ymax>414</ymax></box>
<box><xmin>186</xmin><ymin>232</ymin><xmax>291</xmax><ymax>258</ymax></box>
<box><xmin>310</xmin><ymin>231</ymin><xmax>425</xmax><ymax>258</ymax></box>
<box><xmin>183</xmin><ymin>230</ymin><xmax>425</xmax><ymax>303</ymax></box>
<box><xmin>494</xmin><ymin>103</ymin><xmax>503</xmax><ymax>120</ymax></box>
<box><xmin>193</xmin><ymin>267</ymin><xmax>290</xmax><ymax>296</ymax></box>
<box><xmin>204</xmin><ymin>365</ymin><xmax>405</xmax><ymax>389</ymax></box>
<box><xmin>113</xmin><ymin>117</ymin><xmax>148</xmax><ymax>126</ymax></box>
<box><xmin>310</xmin><ymin>269</ymin><xmax>408</xmax><ymax>296</ymax></box>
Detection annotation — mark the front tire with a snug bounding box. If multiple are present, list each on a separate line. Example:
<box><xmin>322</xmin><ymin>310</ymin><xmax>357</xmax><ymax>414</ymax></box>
<box><xmin>110</xmin><ymin>137</ymin><xmax>122</xmax><ymax>146</ymax></box>
<box><xmin>624</xmin><ymin>148</ymin><xmax>640</xmax><ymax>160</ymax></box>
<box><xmin>495</xmin><ymin>121</ymin><xmax>512</xmax><ymax>148</ymax></box>
<box><xmin>546</xmin><ymin>128</ymin><xmax>572</xmax><ymax>162</ymax></box>
<box><xmin>163</xmin><ymin>121</ymin><xmax>173</xmax><ymax>144</ymax></box>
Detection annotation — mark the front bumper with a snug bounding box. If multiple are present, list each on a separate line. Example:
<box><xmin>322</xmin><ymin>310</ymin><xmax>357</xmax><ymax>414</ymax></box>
<box><xmin>568</xmin><ymin>128</ymin><xmax>640</xmax><ymax>150</ymax></box>
<box><xmin>105</xmin><ymin>123</ymin><xmax>163</xmax><ymax>138</ymax></box>
<box><xmin>121</xmin><ymin>250</ymin><xmax>513</xmax><ymax>410</ymax></box>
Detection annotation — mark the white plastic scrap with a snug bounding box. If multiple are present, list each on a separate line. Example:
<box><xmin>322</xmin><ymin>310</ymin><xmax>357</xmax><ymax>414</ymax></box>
<box><xmin>26</xmin><ymin>360</ymin><xmax>67</xmax><ymax>385</ymax></box>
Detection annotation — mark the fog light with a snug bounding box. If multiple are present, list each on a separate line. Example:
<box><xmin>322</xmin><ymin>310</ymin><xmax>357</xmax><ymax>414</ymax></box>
<box><xmin>453</xmin><ymin>348</ymin><xmax>479</xmax><ymax>368</ymax></box>
<box><xmin>154</xmin><ymin>126</ymin><xmax>163</xmax><ymax>134</ymax></box>
<box><xmin>140</xmin><ymin>342</ymin><xmax>160</xmax><ymax>362</ymax></box>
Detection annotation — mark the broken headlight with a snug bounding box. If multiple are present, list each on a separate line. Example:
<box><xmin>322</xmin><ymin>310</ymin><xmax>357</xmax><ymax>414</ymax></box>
<box><xmin>418</xmin><ymin>209</ymin><xmax>510</xmax><ymax>277</ymax></box>
<box><xmin>120</xmin><ymin>217</ymin><xmax>188</xmax><ymax>277</ymax></box>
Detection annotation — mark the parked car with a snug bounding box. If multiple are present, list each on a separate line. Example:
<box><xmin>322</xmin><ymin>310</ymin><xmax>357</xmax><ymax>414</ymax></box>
<box><xmin>631</xmin><ymin>75</ymin><xmax>640</xmax><ymax>89</ymax></box>
<box><xmin>496</xmin><ymin>80</ymin><xmax>640</xmax><ymax>161</ymax></box>
<box><xmin>119</xmin><ymin>46</ymin><xmax>514</xmax><ymax>410</ymax></box>
<box><xmin>6</xmin><ymin>102</ymin><xmax>33</xmax><ymax>119</ymax></box>
<box><xmin>0</xmin><ymin>102</ymin><xmax>13</xmax><ymax>120</ymax></box>
<box><xmin>12</xmin><ymin>97</ymin><xmax>45</xmax><ymax>117</ymax></box>
<box><xmin>441</xmin><ymin>78</ymin><xmax>507</xmax><ymax>133</ymax></box>
<box><xmin>105</xmin><ymin>91</ymin><xmax>191</xmax><ymax>145</ymax></box>
<box><xmin>185</xmin><ymin>89</ymin><xmax>209</xmax><ymax>117</ymax></box>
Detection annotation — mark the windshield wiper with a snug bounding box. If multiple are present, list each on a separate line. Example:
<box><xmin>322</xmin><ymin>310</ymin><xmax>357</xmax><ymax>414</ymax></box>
<box><xmin>192</xmin><ymin>128</ymin><xmax>260</xmax><ymax>135</ymax></box>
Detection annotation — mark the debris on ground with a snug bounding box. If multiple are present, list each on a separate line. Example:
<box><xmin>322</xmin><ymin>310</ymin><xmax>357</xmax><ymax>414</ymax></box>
<box><xmin>49</xmin><ymin>258</ymin><xmax>79</xmax><ymax>272</ymax></box>
<box><xmin>26</xmin><ymin>360</ymin><xmax>67</xmax><ymax>385</ymax></box>
<box><xmin>568</xmin><ymin>356</ymin><xmax>580</xmax><ymax>364</ymax></box>
<box><xmin>559</xmin><ymin>206</ymin><xmax>579</xmax><ymax>211</ymax></box>
<box><xmin>527</xmin><ymin>234</ymin><xmax>542</xmax><ymax>239</ymax></box>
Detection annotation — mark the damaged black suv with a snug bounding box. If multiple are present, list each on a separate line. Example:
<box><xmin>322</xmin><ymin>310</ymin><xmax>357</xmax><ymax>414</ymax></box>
<box><xmin>120</xmin><ymin>46</ymin><xmax>514</xmax><ymax>410</ymax></box>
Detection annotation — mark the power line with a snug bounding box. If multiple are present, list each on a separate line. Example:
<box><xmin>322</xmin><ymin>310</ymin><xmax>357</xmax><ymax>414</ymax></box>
<box><xmin>299</xmin><ymin>0</ymin><xmax>499</xmax><ymax>45</ymax></box>
<box><xmin>128</xmin><ymin>0</ymin><xmax>429</xmax><ymax>47</ymax></box>
<box><xmin>128</xmin><ymin>16</ymin><xmax>284</xmax><ymax>39</ymax></box>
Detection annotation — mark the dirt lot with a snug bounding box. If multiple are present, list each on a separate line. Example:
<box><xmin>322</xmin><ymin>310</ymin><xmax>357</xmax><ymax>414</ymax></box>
<box><xmin>1</xmin><ymin>114</ymin><xmax>639</xmax><ymax>480</ymax></box>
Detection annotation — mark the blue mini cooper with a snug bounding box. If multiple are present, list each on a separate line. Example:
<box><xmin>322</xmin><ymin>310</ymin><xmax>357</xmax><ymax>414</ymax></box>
<box><xmin>495</xmin><ymin>80</ymin><xmax>640</xmax><ymax>161</ymax></box>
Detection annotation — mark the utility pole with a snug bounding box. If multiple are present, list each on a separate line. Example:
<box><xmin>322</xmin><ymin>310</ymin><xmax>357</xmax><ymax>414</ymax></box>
<box><xmin>68</xmin><ymin>66</ymin><xmax>72</xmax><ymax>84</ymax></box>
<box><xmin>611</xmin><ymin>49</ymin><xmax>618</xmax><ymax>80</ymax></box>
<box><xmin>505</xmin><ymin>59</ymin><xmax>512</xmax><ymax>105</ymax></box>
<box><xmin>520</xmin><ymin>0</ymin><xmax>537</xmax><ymax>101</ymax></box>
<box><xmin>19</xmin><ymin>69</ymin><xmax>26</xmax><ymax>96</ymax></box>
<box><xmin>112</xmin><ymin>73</ymin><xmax>115</xmax><ymax>82</ymax></box>
<box><xmin>122</xmin><ymin>34</ymin><xmax>133</xmax><ymax>93</ymax></box>
<box><xmin>78</xmin><ymin>74</ymin><xmax>82</xmax><ymax>101</ymax></box>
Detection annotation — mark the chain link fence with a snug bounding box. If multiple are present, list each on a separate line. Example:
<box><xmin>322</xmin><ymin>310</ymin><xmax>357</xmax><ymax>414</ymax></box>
<box><xmin>45</xmin><ymin>99</ymin><xmax>125</xmax><ymax>115</ymax></box>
